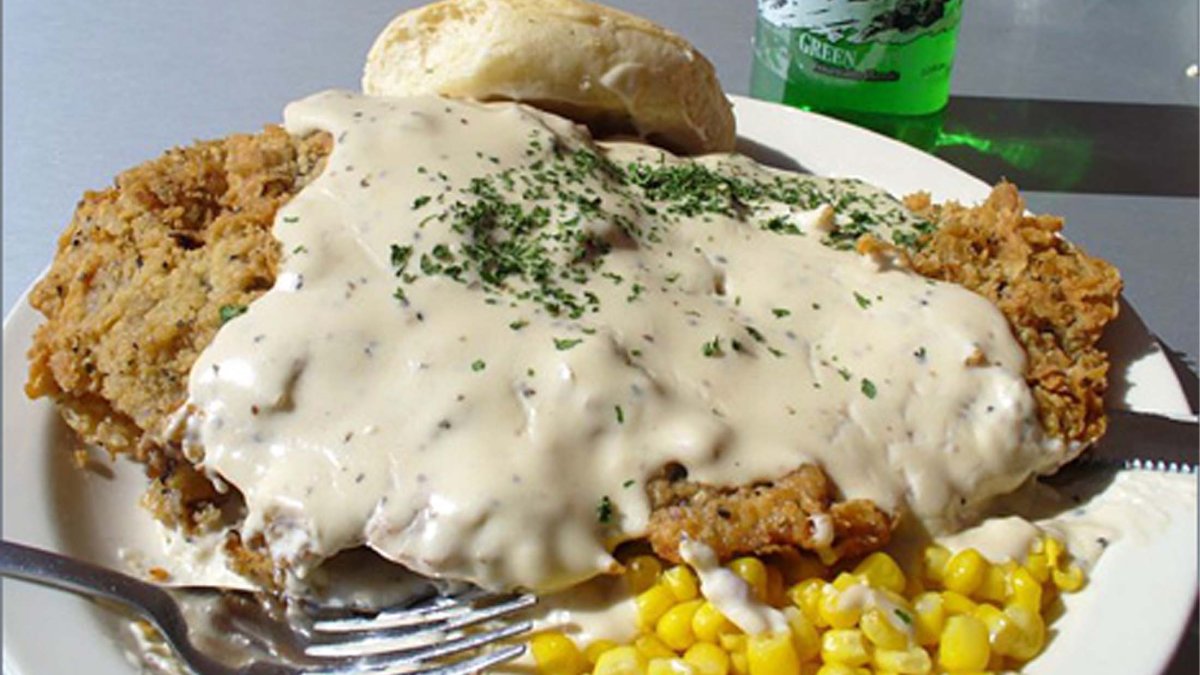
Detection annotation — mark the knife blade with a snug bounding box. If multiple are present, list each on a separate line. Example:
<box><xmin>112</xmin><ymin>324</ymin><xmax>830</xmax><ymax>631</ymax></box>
<box><xmin>1081</xmin><ymin>408</ymin><xmax>1199</xmax><ymax>473</ymax></box>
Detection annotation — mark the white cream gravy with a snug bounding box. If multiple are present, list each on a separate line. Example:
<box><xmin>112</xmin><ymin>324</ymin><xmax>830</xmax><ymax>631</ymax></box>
<box><xmin>180</xmin><ymin>91</ymin><xmax>1064</xmax><ymax>593</ymax></box>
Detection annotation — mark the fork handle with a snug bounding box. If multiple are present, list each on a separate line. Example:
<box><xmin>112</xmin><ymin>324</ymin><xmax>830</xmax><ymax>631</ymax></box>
<box><xmin>0</xmin><ymin>538</ymin><xmax>173</xmax><ymax>611</ymax></box>
<box><xmin>0</xmin><ymin>539</ymin><xmax>244</xmax><ymax>675</ymax></box>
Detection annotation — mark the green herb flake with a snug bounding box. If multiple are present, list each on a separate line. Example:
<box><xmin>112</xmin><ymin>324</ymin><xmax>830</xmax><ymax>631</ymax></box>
<box><xmin>411</xmin><ymin>195</ymin><xmax>431</xmax><ymax>210</ymax></box>
<box><xmin>894</xmin><ymin>609</ymin><xmax>913</xmax><ymax>625</ymax></box>
<box><xmin>218</xmin><ymin>304</ymin><xmax>247</xmax><ymax>324</ymax></box>
<box><xmin>861</xmin><ymin>378</ymin><xmax>877</xmax><ymax>399</ymax></box>
<box><xmin>837</xmin><ymin>367</ymin><xmax>852</xmax><ymax>381</ymax></box>
<box><xmin>471</xmin><ymin>359</ymin><xmax>486</xmax><ymax>372</ymax></box>
<box><xmin>853</xmin><ymin>291</ymin><xmax>872</xmax><ymax>309</ymax></box>
<box><xmin>392</xmin><ymin>287</ymin><xmax>408</xmax><ymax>304</ymax></box>
<box><xmin>281</xmin><ymin>215</ymin><xmax>299</xmax><ymax>224</ymax></box>
<box><xmin>509</xmin><ymin>319</ymin><xmax>529</xmax><ymax>331</ymax></box>
<box><xmin>554</xmin><ymin>337</ymin><xmax>584</xmax><ymax>351</ymax></box>
<box><xmin>772</xmin><ymin>308</ymin><xmax>791</xmax><ymax>318</ymax></box>
<box><xmin>614</xmin><ymin>405</ymin><xmax>625</xmax><ymax>424</ymax></box>
<box><xmin>390</xmin><ymin>244</ymin><xmax>414</xmax><ymax>276</ymax></box>
<box><xmin>623</xmin><ymin>479</ymin><xmax>636</xmax><ymax>489</ymax></box>
<box><xmin>702</xmin><ymin>336</ymin><xmax>723</xmax><ymax>358</ymax></box>
<box><xmin>914</xmin><ymin>346</ymin><xmax>927</xmax><ymax>360</ymax></box>
<box><xmin>596</xmin><ymin>495</ymin><xmax>614</xmax><ymax>524</ymax></box>
<box><xmin>292</xmin><ymin>244</ymin><xmax>308</xmax><ymax>254</ymax></box>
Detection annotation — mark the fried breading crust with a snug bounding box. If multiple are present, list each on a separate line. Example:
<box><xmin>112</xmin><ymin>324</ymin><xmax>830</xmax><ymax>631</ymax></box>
<box><xmin>905</xmin><ymin>184</ymin><xmax>1121</xmax><ymax>448</ymax></box>
<box><xmin>26</xmin><ymin>127</ymin><xmax>330</xmax><ymax>465</ymax></box>
<box><xmin>646</xmin><ymin>465</ymin><xmax>895</xmax><ymax>564</ymax></box>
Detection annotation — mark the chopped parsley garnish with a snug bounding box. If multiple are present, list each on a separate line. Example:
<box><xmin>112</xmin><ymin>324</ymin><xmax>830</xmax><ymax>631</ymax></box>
<box><xmin>914</xmin><ymin>346</ymin><xmax>928</xmax><ymax>360</ymax></box>
<box><xmin>554</xmin><ymin>337</ymin><xmax>584</xmax><ymax>351</ymax></box>
<box><xmin>281</xmin><ymin>215</ymin><xmax>299</xmax><ymax>223</ymax></box>
<box><xmin>853</xmin><ymin>291</ymin><xmax>872</xmax><ymax>309</ymax></box>
<box><xmin>745</xmin><ymin>326</ymin><xmax>766</xmax><ymax>343</ymax></box>
<box><xmin>596</xmin><ymin>496</ymin><xmax>614</xmax><ymax>524</ymax></box>
<box><xmin>702</xmin><ymin>336</ymin><xmax>724</xmax><ymax>357</ymax></box>
<box><xmin>837</xmin><ymin>367</ymin><xmax>852</xmax><ymax>381</ymax></box>
<box><xmin>218</xmin><ymin>304</ymin><xmax>247</xmax><ymax>324</ymax></box>
<box><xmin>861</xmin><ymin>378</ymin><xmax>877</xmax><ymax>399</ymax></box>
<box><xmin>392</xmin><ymin>287</ymin><xmax>408</xmax><ymax>304</ymax></box>
<box><xmin>509</xmin><ymin>319</ymin><xmax>529</xmax><ymax>330</ymax></box>
<box><xmin>471</xmin><ymin>359</ymin><xmax>486</xmax><ymax>372</ymax></box>
<box><xmin>623</xmin><ymin>479</ymin><xmax>636</xmax><ymax>488</ymax></box>
<box><xmin>390</xmin><ymin>244</ymin><xmax>414</xmax><ymax>276</ymax></box>
<box><xmin>772</xmin><ymin>308</ymin><xmax>791</xmax><ymax>318</ymax></box>
<box><xmin>292</xmin><ymin>244</ymin><xmax>308</xmax><ymax>254</ymax></box>
<box><xmin>894</xmin><ymin>609</ymin><xmax>913</xmax><ymax>625</ymax></box>
<box><xmin>411</xmin><ymin>195</ymin><xmax>431</xmax><ymax>210</ymax></box>
<box><xmin>614</xmin><ymin>405</ymin><xmax>625</xmax><ymax>424</ymax></box>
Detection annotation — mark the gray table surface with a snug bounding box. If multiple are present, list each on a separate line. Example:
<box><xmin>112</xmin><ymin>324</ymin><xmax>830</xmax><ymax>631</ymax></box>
<box><xmin>2</xmin><ymin>0</ymin><xmax>1198</xmax><ymax>670</ymax></box>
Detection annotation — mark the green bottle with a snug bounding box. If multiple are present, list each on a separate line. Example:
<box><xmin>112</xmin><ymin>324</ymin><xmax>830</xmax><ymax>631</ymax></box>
<box><xmin>751</xmin><ymin>0</ymin><xmax>964</xmax><ymax>117</ymax></box>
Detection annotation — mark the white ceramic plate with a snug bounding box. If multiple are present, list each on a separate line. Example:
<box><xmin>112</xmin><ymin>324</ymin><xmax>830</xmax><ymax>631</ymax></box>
<box><xmin>3</xmin><ymin>95</ymin><xmax>1196</xmax><ymax>675</ymax></box>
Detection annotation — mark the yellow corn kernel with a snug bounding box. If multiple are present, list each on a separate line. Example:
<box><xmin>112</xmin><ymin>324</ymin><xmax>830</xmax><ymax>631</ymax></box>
<box><xmin>730</xmin><ymin>558</ymin><xmax>769</xmax><ymax>603</ymax></box>
<box><xmin>923</xmin><ymin>545</ymin><xmax>951</xmax><ymax>584</ymax></box>
<box><xmin>1043</xmin><ymin>537</ymin><xmax>1065</xmax><ymax>569</ymax></box>
<box><xmin>1002</xmin><ymin>604</ymin><xmax>1046</xmax><ymax>661</ymax></box>
<box><xmin>730</xmin><ymin>652</ymin><xmax>750</xmax><ymax>675</ymax></box>
<box><xmin>658</xmin><ymin>600</ymin><xmax>704</xmax><ymax>651</ymax></box>
<box><xmin>1052</xmin><ymin>564</ymin><xmax>1085</xmax><ymax>592</ymax></box>
<box><xmin>943</xmin><ymin>549</ymin><xmax>989</xmax><ymax>597</ymax></box>
<box><xmin>636</xmin><ymin>633</ymin><xmax>679</xmax><ymax>660</ymax></box>
<box><xmin>821</xmin><ymin>629</ymin><xmax>871</xmax><ymax>667</ymax></box>
<box><xmin>766</xmin><ymin>565</ymin><xmax>786</xmax><ymax>607</ymax></box>
<box><xmin>853</xmin><ymin>552</ymin><xmax>907</xmax><ymax>594</ymax></box>
<box><xmin>531</xmin><ymin>632</ymin><xmax>585</xmax><ymax>675</ymax></box>
<box><xmin>873</xmin><ymin>646</ymin><xmax>933</xmax><ymax>674</ymax></box>
<box><xmin>627</xmin><ymin>555</ymin><xmax>664</xmax><ymax>593</ymax></box>
<box><xmin>940</xmin><ymin>591</ymin><xmax>977</xmax><ymax>616</ymax></box>
<box><xmin>938</xmin><ymin>615</ymin><xmax>990</xmax><ymax>672</ymax></box>
<box><xmin>831</xmin><ymin>572</ymin><xmax>861</xmax><ymax>592</ymax></box>
<box><xmin>860</xmin><ymin>608</ymin><xmax>908</xmax><ymax>650</ymax></box>
<box><xmin>1023</xmin><ymin>552</ymin><xmax>1050</xmax><ymax>584</ymax></box>
<box><xmin>747</xmin><ymin>631</ymin><xmax>801</xmax><ymax>675</ymax></box>
<box><xmin>972</xmin><ymin>604</ymin><xmax>1019</xmax><ymax>657</ymax></box>
<box><xmin>594</xmin><ymin>645</ymin><xmax>648</xmax><ymax>675</ymax></box>
<box><xmin>788</xmin><ymin>579</ymin><xmax>828</xmax><ymax>626</ymax></box>
<box><xmin>684</xmin><ymin>642</ymin><xmax>731</xmax><ymax>675</ymax></box>
<box><xmin>585</xmin><ymin>640</ymin><xmax>620</xmax><ymax>666</ymax></box>
<box><xmin>912</xmin><ymin>592</ymin><xmax>945</xmax><ymax>646</ymax></box>
<box><xmin>637</xmin><ymin>584</ymin><xmax>678</xmax><ymax>629</ymax></box>
<box><xmin>720</xmin><ymin>633</ymin><xmax>748</xmax><ymax>654</ymax></box>
<box><xmin>814</xmin><ymin>665</ymin><xmax>869</xmax><ymax>675</ymax></box>
<box><xmin>818</xmin><ymin>586</ymin><xmax>862</xmax><ymax>629</ymax></box>
<box><xmin>975</xmin><ymin>564</ymin><xmax>1008</xmax><ymax>604</ymax></box>
<box><xmin>1005</xmin><ymin>567</ymin><xmax>1042</xmax><ymax>612</ymax></box>
<box><xmin>663</xmin><ymin>565</ymin><xmax>700</xmax><ymax>602</ymax></box>
<box><xmin>693</xmin><ymin>602</ymin><xmax>737</xmax><ymax>643</ymax></box>
<box><xmin>647</xmin><ymin>657</ymin><xmax>697</xmax><ymax>675</ymax></box>
<box><xmin>784</xmin><ymin>607</ymin><xmax>821</xmax><ymax>662</ymax></box>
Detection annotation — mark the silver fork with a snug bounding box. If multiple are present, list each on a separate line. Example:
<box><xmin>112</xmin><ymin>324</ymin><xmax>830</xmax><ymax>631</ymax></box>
<box><xmin>0</xmin><ymin>539</ymin><xmax>535</xmax><ymax>674</ymax></box>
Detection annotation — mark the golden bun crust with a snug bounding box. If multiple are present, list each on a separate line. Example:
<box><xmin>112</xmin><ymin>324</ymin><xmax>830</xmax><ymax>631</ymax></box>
<box><xmin>362</xmin><ymin>0</ymin><xmax>736</xmax><ymax>155</ymax></box>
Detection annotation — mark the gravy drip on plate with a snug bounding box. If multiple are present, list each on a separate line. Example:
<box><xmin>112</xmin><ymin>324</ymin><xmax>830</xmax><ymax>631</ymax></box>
<box><xmin>181</xmin><ymin>91</ymin><xmax>1058</xmax><ymax>592</ymax></box>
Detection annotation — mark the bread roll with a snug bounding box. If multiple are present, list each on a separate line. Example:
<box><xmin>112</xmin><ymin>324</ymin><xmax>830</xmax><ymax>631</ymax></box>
<box><xmin>362</xmin><ymin>0</ymin><xmax>736</xmax><ymax>155</ymax></box>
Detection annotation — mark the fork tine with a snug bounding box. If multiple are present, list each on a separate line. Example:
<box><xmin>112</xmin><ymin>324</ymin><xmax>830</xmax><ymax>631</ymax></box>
<box><xmin>309</xmin><ymin>589</ymin><xmax>491</xmax><ymax>632</ymax></box>
<box><xmin>306</xmin><ymin>593</ymin><xmax>536</xmax><ymax>649</ymax></box>
<box><xmin>303</xmin><ymin>620</ymin><xmax>532</xmax><ymax>670</ymax></box>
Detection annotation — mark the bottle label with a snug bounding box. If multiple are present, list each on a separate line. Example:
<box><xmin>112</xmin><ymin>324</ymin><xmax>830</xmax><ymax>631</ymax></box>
<box><xmin>756</xmin><ymin>0</ymin><xmax>962</xmax><ymax>83</ymax></box>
